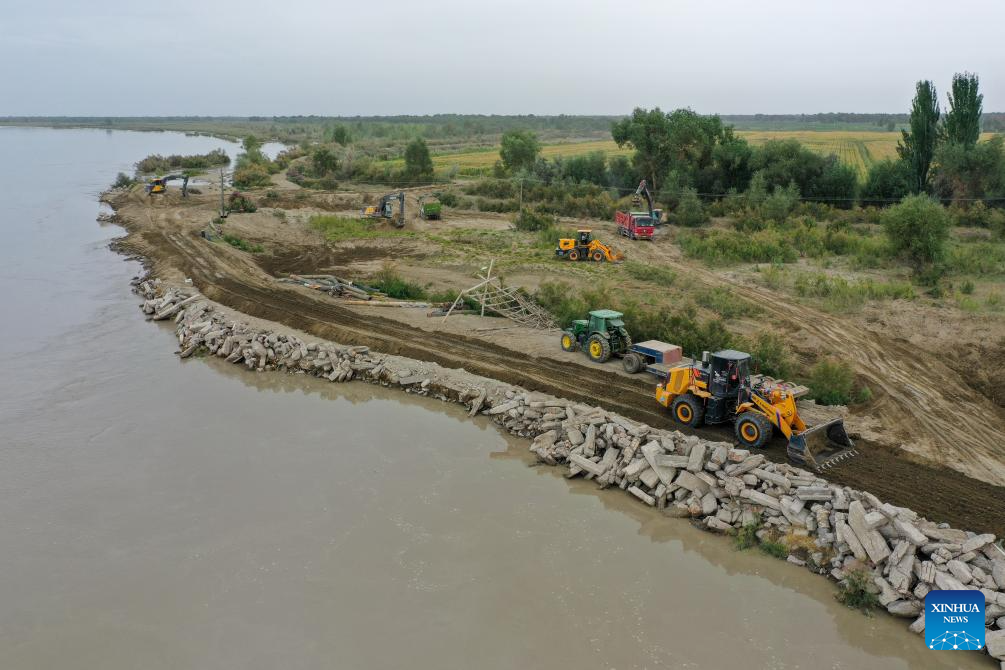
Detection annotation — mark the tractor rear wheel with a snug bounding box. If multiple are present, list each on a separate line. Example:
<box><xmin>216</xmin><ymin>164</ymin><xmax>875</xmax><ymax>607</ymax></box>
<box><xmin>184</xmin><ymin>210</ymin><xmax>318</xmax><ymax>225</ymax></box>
<box><xmin>560</xmin><ymin>333</ymin><xmax>578</xmax><ymax>352</ymax></box>
<box><xmin>586</xmin><ymin>334</ymin><xmax>611</xmax><ymax>363</ymax></box>
<box><xmin>591</xmin><ymin>250</ymin><xmax>605</xmax><ymax>262</ymax></box>
<box><xmin>735</xmin><ymin>413</ymin><xmax>772</xmax><ymax>449</ymax></box>
<box><xmin>568</xmin><ymin>249</ymin><xmax>580</xmax><ymax>261</ymax></box>
<box><xmin>622</xmin><ymin>352</ymin><xmax>643</xmax><ymax>374</ymax></box>
<box><xmin>671</xmin><ymin>395</ymin><xmax>704</xmax><ymax>427</ymax></box>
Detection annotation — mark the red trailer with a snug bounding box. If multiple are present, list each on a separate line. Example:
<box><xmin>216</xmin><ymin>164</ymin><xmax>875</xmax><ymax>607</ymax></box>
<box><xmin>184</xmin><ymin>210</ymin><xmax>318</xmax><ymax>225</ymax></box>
<box><xmin>615</xmin><ymin>210</ymin><xmax>655</xmax><ymax>240</ymax></box>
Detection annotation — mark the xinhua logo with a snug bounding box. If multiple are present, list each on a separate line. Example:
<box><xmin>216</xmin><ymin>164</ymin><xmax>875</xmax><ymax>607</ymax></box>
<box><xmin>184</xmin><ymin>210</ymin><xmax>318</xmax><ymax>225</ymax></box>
<box><xmin>925</xmin><ymin>589</ymin><xmax>985</xmax><ymax>651</ymax></box>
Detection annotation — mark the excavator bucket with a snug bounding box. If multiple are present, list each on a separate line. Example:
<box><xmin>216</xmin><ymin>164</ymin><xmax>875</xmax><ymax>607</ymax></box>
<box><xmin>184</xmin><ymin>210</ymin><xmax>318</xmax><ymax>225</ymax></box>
<box><xmin>786</xmin><ymin>418</ymin><xmax>858</xmax><ymax>471</ymax></box>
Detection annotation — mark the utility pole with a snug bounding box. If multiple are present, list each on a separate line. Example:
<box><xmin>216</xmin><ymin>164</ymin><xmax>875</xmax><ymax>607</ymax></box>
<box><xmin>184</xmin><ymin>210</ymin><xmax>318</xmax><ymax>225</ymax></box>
<box><xmin>219</xmin><ymin>167</ymin><xmax>226</xmax><ymax>218</ymax></box>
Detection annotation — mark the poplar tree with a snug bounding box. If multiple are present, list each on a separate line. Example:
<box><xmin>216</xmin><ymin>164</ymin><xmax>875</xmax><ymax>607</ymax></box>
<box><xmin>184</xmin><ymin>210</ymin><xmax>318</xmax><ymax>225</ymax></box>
<box><xmin>944</xmin><ymin>72</ymin><xmax>983</xmax><ymax>147</ymax></box>
<box><xmin>897</xmin><ymin>81</ymin><xmax>940</xmax><ymax>192</ymax></box>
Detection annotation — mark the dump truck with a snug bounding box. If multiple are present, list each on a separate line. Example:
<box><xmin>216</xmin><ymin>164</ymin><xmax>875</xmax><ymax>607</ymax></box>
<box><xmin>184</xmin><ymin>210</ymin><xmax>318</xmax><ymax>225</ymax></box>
<box><xmin>418</xmin><ymin>195</ymin><xmax>442</xmax><ymax>220</ymax></box>
<box><xmin>555</xmin><ymin>229</ymin><xmax>624</xmax><ymax>262</ymax></box>
<box><xmin>615</xmin><ymin>211</ymin><xmax>655</xmax><ymax>240</ymax></box>
<box><xmin>654</xmin><ymin>349</ymin><xmax>857</xmax><ymax>470</ymax></box>
<box><xmin>559</xmin><ymin>309</ymin><xmax>632</xmax><ymax>363</ymax></box>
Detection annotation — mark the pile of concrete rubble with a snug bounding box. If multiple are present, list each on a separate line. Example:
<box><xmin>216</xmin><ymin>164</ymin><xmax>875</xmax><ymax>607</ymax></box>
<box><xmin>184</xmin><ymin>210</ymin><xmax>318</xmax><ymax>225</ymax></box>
<box><xmin>138</xmin><ymin>279</ymin><xmax>1005</xmax><ymax>663</ymax></box>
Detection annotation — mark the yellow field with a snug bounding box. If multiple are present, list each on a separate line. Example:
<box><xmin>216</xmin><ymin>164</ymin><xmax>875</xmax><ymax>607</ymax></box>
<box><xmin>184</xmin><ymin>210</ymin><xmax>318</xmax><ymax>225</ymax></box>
<box><xmin>405</xmin><ymin>131</ymin><xmax>997</xmax><ymax>178</ymax></box>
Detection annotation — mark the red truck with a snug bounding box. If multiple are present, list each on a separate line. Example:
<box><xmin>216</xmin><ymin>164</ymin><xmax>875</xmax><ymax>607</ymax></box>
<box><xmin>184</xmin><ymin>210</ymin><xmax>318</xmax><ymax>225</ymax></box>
<box><xmin>615</xmin><ymin>210</ymin><xmax>656</xmax><ymax>240</ymax></box>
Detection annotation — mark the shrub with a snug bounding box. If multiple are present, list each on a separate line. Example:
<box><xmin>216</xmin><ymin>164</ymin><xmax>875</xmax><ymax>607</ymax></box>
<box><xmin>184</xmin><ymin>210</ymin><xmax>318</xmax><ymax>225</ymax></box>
<box><xmin>672</xmin><ymin>187</ymin><xmax>708</xmax><ymax>226</ymax></box>
<box><xmin>760</xmin><ymin>183</ymin><xmax>800</xmax><ymax>222</ymax></box>
<box><xmin>733</xmin><ymin>515</ymin><xmax>763</xmax><ymax>550</ymax></box>
<box><xmin>747</xmin><ymin>331</ymin><xmax>794</xmax><ymax>379</ymax></box>
<box><xmin>228</xmin><ymin>191</ymin><xmax>257</xmax><ymax>213</ymax></box>
<box><xmin>807</xmin><ymin>358</ymin><xmax>856</xmax><ymax>405</ymax></box>
<box><xmin>882</xmin><ymin>194</ymin><xmax>951</xmax><ymax>269</ymax></box>
<box><xmin>961</xmin><ymin>279</ymin><xmax>975</xmax><ymax>294</ymax></box>
<box><xmin>222</xmin><ymin>235</ymin><xmax>263</xmax><ymax>253</ymax></box>
<box><xmin>835</xmin><ymin>569</ymin><xmax>880</xmax><ymax>614</ymax></box>
<box><xmin>371</xmin><ymin>265</ymin><xmax>426</xmax><ymax>300</ymax></box>
<box><xmin>435</xmin><ymin>190</ymin><xmax>459</xmax><ymax>207</ymax></box>
<box><xmin>233</xmin><ymin>163</ymin><xmax>272</xmax><ymax>189</ymax></box>
<box><xmin>112</xmin><ymin>172</ymin><xmax>135</xmax><ymax>189</ymax></box>
<box><xmin>135</xmin><ymin>149</ymin><xmax>229</xmax><ymax>174</ymax></box>
<box><xmin>513</xmin><ymin>208</ymin><xmax>556</xmax><ymax>232</ymax></box>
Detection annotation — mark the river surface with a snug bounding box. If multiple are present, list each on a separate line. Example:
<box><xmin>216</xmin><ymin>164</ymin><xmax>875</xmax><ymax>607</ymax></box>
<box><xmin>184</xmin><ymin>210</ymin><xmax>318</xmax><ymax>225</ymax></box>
<box><xmin>0</xmin><ymin>127</ymin><xmax>989</xmax><ymax>669</ymax></box>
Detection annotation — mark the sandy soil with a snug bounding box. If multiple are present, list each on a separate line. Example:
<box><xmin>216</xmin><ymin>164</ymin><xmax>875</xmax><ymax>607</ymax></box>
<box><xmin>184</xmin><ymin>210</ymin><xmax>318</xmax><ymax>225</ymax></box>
<box><xmin>107</xmin><ymin>185</ymin><xmax>1005</xmax><ymax>534</ymax></box>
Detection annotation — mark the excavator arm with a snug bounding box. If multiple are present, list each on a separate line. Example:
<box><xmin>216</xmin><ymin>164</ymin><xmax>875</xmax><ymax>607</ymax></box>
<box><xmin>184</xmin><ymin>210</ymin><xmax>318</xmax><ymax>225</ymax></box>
<box><xmin>633</xmin><ymin>180</ymin><xmax>655</xmax><ymax>219</ymax></box>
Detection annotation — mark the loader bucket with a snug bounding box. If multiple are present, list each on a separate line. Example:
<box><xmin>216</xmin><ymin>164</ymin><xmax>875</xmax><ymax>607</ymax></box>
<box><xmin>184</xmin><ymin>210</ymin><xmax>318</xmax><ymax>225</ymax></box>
<box><xmin>787</xmin><ymin>418</ymin><xmax>858</xmax><ymax>471</ymax></box>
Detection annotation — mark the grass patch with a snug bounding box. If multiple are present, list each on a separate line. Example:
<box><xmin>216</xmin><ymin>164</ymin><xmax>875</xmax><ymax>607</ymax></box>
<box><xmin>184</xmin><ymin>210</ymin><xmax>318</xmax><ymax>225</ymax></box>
<box><xmin>695</xmin><ymin>286</ymin><xmax>762</xmax><ymax>318</ymax></box>
<box><xmin>679</xmin><ymin>228</ymin><xmax>799</xmax><ymax>265</ymax></box>
<box><xmin>222</xmin><ymin>235</ymin><xmax>263</xmax><ymax>253</ymax></box>
<box><xmin>835</xmin><ymin>568</ymin><xmax>881</xmax><ymax>614</ymax></box>
<box><xmin>950</xmin><ymin>241</ymin><xmax>1005</xmax><ymax>276</ymax></box>
<box><xmin>806</xmin><ymin>358</ymin><xmax>870</xmax><ymax>405</ymax></box>
<box><xmin>792</xmin><ymin>273</ymin><xmax>914</xmax><ymax>312</ymax></box>
<box><xmin>624</xmin><ymin>261</ymin><xmax>677</xmax><ymax>287</ymax></box>
<box><xmin>759</xmin><ymin>539</ymin><xmax>789</xmax><ymax>559</ymax></box>
<box><xmin>311</xmin><ymin>215</ymin><xmax>409</xmax><ymax>242</ymax></box>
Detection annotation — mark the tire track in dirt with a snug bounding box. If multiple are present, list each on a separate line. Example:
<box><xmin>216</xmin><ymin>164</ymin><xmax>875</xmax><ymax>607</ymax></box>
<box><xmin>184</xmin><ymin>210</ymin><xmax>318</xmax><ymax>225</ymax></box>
<box><xmin>118</xmin><ymin>217</ymin><xmax>1005</xmax><ymax>536</ymax></box>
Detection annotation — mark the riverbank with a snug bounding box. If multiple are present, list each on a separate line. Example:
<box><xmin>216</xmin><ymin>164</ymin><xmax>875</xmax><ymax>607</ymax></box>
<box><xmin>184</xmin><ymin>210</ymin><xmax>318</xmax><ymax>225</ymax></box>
<box><xmin>132</xmin><ymin>275</ymin><xmax>1005</xmax><ymax>665</ymax></box>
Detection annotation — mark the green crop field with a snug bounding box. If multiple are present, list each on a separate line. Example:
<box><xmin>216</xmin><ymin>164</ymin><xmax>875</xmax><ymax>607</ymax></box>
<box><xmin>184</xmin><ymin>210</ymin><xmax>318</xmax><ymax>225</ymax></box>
<box><xmin>381</xmin><ymin>130</ymin><xmax>1001</xmax><ymax>179</ymax></box>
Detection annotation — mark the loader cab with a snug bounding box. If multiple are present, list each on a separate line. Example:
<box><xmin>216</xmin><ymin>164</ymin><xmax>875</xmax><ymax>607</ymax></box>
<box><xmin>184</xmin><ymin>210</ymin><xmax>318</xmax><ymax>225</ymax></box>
<box><xmin>577</xmin><ymin>229</ymin><xmax>594</xmax><ymax>245</ymax></box>
<box><xmin>702</xmin><ymin>350</ymin><xmax>751</xmax><ymax>424</ymax></box>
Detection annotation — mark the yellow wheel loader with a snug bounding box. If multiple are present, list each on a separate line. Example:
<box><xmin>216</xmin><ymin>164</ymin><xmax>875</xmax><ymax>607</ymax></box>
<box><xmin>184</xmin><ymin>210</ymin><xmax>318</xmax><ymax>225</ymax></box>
<box><xmin>555</xmin><ymin>229</ymin><xmax>624</xmax><ymax>262</ymax></box>
<box><xmin>654</xmin><ymin>349</ymin><xmax>857</xmax><ymax>470</ymax></box>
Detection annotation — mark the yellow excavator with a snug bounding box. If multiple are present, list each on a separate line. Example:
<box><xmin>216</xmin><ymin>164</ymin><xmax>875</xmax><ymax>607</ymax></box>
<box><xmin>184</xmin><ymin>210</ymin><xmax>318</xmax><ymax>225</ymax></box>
<box><xmin>146</xmin><ymin>174</ymin><xmax>190</xmax><ymax>197</ymax></box>
<box><xmin>655</xmin><ymin>349</ymin><xmax>857</xmax><ymax>470</ymax></box>
<box><xmin>555</xmin><ymin>229</ymin><xmax>624</xmax><ymax>262</ymax></box>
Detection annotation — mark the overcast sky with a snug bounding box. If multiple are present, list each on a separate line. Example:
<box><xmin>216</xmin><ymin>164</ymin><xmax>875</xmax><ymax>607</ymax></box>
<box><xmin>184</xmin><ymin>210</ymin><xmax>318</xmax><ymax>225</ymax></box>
<box><xmin>1</xmin><ymin>0</ymin><xmax>1001</xmax><ymax>116</ymax></box>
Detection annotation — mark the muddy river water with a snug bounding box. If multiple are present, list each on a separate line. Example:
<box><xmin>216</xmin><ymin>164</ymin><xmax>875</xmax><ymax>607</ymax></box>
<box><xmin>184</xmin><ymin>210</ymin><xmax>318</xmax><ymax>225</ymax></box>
<box><xmin>0</xmin><ymin>127</ymin><xmax>989</xmax><ymax>668</ymax></box>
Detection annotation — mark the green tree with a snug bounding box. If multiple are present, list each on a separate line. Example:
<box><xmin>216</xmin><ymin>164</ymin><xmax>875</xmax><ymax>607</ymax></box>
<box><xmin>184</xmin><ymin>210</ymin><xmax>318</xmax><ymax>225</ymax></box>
<box><xmin>612</xmin><ymin>108</ymin><xmax>672</xmax><ymax>191</ymax></box>
<box><xmin>312</xmin><ymin>147</ymin><xmax>339</xmax><ymax>176</ymax></box>
<box><xmin>931</xmin><ymin>135</ymin><xmax>1005</xmax><ymax>201</ymax></box>
<box><xmin>328</xmin><ymin>124</ymin><xmax>352</xmax><ymax>146</ymax></box>
<box><xmin>897</xmin><ymin>80</ymin><xmax>941</xmax><ymax>192</ymax></box>
<box><xmin>881</xmin><ymin>194</ymin><xmax>951</xmax><ymax>268</ymax></box>
<box><xmin>944</xmin><ymin>72</ymin><xmax>983</xmax><ymax>148</ymax></box>
<box><xmin>861</xmin><ymin>159</ymin><xmax>914</xmax><ymax>204</ymax></box>
<box><xmin>403</xmin><ymin>137</ymin><xmax>434</xmax><ymax>181</ymax></box>
<box><xmin>672</xmin><ymin>187</ymin><xmax>708</xmax><ymax>226</ymax></box>
<box><xmin>499</xmin><ymin>129</ymin><xmax>541</xmax><ymax>172</ymax></box>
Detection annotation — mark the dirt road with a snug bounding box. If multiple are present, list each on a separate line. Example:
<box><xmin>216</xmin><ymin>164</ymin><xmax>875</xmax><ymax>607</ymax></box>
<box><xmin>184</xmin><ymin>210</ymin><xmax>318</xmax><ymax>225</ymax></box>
<box><xmin>109</xmin><ymin>189</ymin><xmax>1005</xmax><ymax>535</ymax></box>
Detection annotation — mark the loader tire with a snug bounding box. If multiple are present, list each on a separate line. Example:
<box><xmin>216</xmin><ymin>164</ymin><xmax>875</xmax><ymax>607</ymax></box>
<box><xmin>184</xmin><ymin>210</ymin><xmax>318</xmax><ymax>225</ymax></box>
<box><xmin>622</xmin><ymin>352</ymin><xmax>643</xmax><ymax>374</ymax></box>
<box><xmin>587</xmin><ymin>334</ymin><xmax>611</xmax><ymax>363</ymax></box>
<box><xmin>735</xmin><ymin>413</ymin><xmax>772</xmax><ymax>449</ymax></box>
<box><xmin>592</xmin><ymin>250</ymin><xmax>605</xmax><ymax>262</ymax></box>
<box><xmin>568</xmin><ymin>249</ymin><xmax>580</xmax><ymax>261</ymax></box>
<box><xmin>560</xmin><ymin>333</ymin><xmax>578</xmax><ymax>352</ymax></box>
<box><xmin>671</xmin><ymin>395</ymin><xmax>704</xmax><ymax>427</ymax></box>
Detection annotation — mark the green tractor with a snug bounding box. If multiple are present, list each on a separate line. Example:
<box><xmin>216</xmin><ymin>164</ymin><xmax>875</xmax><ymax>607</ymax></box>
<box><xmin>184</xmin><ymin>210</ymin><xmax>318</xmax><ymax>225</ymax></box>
<box><xmin>559</xmin><ymin>309</ymin><xmax>632</xmax><ymax>363</ymax></box>
<box><xmin>418</xmin><ymin>195</ymin><xmax>442</xmax><ymax>221</ymax></box>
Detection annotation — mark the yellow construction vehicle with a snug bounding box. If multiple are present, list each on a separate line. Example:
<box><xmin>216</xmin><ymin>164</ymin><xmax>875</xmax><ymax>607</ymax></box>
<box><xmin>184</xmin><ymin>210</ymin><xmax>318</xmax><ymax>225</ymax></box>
<box><xmin>555</xmin><ymin>229</ymin><xmax>624</xmax><ymax>262</ymax></box>
<box><xmin>146</xmin><ymin>174</ymin><xmax>190</xmax><ymax>197</ymax></box>
<box><xmin>655</xmin><ymin>349</ymin><xmax>857</xmax><ymax>469</ymax></box>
